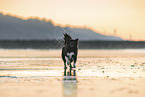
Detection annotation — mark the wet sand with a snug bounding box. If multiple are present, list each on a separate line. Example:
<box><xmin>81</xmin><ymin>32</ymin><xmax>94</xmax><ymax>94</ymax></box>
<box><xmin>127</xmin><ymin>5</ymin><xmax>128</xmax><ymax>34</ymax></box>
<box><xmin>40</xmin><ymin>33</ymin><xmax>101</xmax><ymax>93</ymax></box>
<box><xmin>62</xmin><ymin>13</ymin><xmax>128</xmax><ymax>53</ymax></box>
<box><xmin>0</xmin><ymin>49</ymin><xmax>145</xmax><ymax>97</ymax></box>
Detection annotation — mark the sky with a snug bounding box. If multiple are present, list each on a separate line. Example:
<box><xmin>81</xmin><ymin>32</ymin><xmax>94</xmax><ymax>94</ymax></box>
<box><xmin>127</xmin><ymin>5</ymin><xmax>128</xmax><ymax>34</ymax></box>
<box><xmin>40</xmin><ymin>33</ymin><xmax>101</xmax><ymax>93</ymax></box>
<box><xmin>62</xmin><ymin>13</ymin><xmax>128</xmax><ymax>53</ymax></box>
<box><xmin>0</xmin><ymin>0</ymin><xmax>145</xmax><ymax>41</ymax></box>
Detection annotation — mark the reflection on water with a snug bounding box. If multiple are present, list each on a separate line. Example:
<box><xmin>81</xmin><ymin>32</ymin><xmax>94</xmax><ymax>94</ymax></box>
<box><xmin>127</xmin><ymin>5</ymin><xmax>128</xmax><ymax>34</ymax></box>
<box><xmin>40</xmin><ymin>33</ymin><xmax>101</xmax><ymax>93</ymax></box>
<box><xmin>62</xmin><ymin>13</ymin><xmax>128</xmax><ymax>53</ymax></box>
<box><xmin>62</xmin><ymin>69</ymin><xmax>78</xmax><ymax>97</ymax></box>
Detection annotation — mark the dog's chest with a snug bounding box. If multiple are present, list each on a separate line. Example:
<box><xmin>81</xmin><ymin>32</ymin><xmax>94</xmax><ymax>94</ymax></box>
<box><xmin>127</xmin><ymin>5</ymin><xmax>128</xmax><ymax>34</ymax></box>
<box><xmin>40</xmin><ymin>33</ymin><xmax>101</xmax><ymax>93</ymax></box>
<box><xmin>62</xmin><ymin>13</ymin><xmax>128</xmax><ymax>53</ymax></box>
<box><xmin>67</xmin><ymin>52</ymin><xmax>74</xmax><ymax>58</ymax></box>
<box><xmin>65</xmin><ymin>52</ymin><xmax>74</xmax><ymax>62</ymax></box>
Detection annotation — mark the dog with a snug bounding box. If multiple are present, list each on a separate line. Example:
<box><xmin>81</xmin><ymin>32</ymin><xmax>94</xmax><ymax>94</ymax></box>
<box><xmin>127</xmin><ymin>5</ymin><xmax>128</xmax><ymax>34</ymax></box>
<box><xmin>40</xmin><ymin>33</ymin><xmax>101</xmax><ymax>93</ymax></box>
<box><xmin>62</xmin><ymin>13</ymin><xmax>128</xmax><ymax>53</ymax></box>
<box><xmin>62</xmin><ymin>33</ymin><xmax>78</xmax><ymax>69</ymax></box>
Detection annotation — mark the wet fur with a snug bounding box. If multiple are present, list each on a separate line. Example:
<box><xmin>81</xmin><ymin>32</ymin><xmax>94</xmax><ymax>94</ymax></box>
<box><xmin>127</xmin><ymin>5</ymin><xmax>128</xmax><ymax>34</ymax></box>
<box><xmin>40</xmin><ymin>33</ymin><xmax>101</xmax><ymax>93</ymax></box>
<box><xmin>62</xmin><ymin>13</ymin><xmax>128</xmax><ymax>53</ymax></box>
<box><xmin>62</xmin><ymin>33</ymin><xmax>78</xmax><ymax>69</ymax></box>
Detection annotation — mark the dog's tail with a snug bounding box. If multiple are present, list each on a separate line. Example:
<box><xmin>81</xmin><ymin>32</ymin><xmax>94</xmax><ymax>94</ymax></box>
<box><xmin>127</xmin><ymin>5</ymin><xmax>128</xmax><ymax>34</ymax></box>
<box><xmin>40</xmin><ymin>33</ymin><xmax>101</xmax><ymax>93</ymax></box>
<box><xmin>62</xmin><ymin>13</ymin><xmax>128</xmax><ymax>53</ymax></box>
<box><xmin>63</xmin><ymin>33</ymin><xmax>72</xmax><ymax>44</ymax></box>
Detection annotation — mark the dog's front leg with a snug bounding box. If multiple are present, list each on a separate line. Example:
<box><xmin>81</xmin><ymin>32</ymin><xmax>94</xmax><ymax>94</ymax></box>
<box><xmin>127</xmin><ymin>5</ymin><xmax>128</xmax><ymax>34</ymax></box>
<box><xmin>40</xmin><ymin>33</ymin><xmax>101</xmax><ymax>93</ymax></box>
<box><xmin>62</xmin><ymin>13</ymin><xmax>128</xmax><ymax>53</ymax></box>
<box><xmin>64</xmin><ymin>62</ymin><xmax>67</xmax><ymax>69</ymax></box>
<box><xmin>67</xmin><ymin>62</ymin><xmax>73</xmax><ymax>70</ymax></box>
<box><xmin>73</xmin><ymin>63</ymin><xmax>76</xmax><ymax>68</ymax></box>
<box><xmin>73</xmin><ymin>56</ymin><xmax>77</xmax><ymax>68</ymax></box>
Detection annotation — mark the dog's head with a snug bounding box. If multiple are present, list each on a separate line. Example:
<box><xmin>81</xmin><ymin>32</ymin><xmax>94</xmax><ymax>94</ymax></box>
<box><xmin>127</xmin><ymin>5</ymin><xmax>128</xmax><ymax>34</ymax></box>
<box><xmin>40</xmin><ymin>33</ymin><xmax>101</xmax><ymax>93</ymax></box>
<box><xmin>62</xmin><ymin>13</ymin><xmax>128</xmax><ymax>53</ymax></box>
<box><xmin>66</xmin><ymin>38</ymin><xmax>79</xmax><ymax>49</ymax></box>
<box><xmin>63</xmin><ymin>33</ymin><xmax>79</xmax><ymax>51</ymax></box>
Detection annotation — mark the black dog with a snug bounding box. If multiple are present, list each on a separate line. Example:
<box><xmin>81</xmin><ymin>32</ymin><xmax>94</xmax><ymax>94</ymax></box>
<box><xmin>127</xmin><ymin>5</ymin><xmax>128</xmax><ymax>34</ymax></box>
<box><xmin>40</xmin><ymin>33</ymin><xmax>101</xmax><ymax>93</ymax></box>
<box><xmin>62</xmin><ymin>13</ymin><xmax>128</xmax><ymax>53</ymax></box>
<box><xmin>62</xmin><ymin>33</ymin><xmax>78</xmax><ymax>69</ymax></box>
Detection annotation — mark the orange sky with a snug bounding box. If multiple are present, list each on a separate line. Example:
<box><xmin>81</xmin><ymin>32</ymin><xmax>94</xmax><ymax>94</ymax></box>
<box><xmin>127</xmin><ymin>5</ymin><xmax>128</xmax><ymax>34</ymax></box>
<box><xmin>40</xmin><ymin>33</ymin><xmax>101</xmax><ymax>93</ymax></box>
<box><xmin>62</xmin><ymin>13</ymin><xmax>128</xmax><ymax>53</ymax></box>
<box><xmin>0</xmin><ymin>0</ymin><xmax>145</xmax><ymax>41</ymax></box>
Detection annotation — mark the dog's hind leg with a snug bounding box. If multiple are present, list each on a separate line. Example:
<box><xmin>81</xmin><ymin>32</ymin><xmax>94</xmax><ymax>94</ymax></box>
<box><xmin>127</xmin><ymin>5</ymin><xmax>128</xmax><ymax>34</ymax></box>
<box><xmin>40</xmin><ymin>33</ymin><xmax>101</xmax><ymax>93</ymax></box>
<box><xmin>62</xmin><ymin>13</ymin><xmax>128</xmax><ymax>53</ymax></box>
<box><xmin>67</xmin><ymin>62</ymin><xmax>70</xmax><ymax>67</ymax></box>
<box><xmin>70</xmin><ymin>63</ymin><xmax>73</xmax><ymax>70</ymax></box>
<box><xmin>69</xmin><ymin>67</ymin><xmax>72</xmax><ymax>75</ymax></box>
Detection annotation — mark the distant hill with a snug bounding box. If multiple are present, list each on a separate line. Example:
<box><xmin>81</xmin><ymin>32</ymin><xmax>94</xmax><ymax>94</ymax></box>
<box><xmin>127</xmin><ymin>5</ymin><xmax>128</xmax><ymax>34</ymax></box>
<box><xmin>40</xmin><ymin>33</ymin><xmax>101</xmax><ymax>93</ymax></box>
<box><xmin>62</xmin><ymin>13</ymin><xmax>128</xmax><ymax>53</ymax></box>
<box><xmin>0</xmin><ymin>13</ymin><xmax>123</xmax><ymax>41</ymax></box>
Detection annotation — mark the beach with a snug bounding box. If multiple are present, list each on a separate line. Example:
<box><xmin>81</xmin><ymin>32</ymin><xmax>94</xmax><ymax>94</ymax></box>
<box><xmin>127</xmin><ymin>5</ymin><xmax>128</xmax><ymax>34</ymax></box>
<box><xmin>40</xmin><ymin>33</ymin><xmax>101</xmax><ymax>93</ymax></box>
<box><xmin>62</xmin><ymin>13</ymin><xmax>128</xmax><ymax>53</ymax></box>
<box><xmin>0</xmin><ymin>49</ymin><xmax>145</xmax><ymax>97</ymax></box>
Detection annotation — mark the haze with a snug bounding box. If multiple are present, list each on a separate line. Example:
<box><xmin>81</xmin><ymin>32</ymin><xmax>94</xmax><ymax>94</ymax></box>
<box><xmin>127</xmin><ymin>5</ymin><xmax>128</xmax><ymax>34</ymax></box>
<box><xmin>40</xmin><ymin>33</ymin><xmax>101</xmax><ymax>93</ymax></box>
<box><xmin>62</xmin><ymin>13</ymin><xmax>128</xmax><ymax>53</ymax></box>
<box><xmin>0</xmin><ymin>0</ymin><xmax>145</xmax><ymax>41</ymax></box>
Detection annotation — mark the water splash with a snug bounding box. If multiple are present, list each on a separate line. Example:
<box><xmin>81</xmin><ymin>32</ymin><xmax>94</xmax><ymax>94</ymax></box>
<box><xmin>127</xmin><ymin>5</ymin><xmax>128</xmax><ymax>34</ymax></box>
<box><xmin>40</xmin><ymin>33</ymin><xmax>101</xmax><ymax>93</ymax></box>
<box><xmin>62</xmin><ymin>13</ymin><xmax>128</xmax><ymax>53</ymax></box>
<box><xmin>54</xmin><ymin>27</ymin><xmax>68</xmax><ymax>47</ymax></box>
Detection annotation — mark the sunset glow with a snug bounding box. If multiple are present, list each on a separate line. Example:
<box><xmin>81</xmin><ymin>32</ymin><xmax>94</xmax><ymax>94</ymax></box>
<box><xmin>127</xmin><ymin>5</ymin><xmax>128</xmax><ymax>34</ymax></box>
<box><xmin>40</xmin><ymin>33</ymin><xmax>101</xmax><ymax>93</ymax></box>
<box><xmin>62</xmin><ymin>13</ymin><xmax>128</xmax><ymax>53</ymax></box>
<box><xmin>0</xmin><ymin>0</ymin><xmax>145</xmax><ymax>41</ymax></box>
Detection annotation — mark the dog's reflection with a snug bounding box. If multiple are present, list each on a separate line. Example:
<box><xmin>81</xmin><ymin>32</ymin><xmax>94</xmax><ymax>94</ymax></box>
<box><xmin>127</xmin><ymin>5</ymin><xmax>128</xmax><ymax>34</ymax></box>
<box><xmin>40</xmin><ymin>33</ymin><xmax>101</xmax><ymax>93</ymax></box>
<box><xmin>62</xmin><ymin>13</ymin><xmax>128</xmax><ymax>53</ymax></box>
<box><xmin>62</xmin><ymin>69</ymin><xmax>78</xmax><ymax>97</ymax></box>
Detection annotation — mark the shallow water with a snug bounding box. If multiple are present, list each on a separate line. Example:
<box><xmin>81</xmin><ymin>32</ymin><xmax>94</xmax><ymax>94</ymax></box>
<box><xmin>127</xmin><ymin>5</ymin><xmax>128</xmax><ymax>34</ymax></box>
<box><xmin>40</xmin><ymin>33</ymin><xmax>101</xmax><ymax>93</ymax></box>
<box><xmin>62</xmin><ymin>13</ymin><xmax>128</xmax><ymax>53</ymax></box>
<box><xmin>0</xmin><ymin>49</ymin><xmax>145</xmax><ymax>97</ymax></box>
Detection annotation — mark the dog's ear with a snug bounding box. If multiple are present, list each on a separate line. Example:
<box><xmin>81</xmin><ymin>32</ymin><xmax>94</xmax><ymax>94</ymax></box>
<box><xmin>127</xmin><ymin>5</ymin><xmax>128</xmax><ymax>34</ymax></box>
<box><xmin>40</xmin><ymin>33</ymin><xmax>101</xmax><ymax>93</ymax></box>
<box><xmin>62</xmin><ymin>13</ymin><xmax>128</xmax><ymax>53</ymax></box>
<box><xmin>75</xmin><ymin>38</ymin><xmax>79</xmax><ymax>44</ymax></box>
<box><xmin>75</xmin><ymin>38</ymin><xmax>79</xmax><ymax>41</ymax></box>
<box><xmin>63</xmin><ymin>33</ymin><xmax>66</xmax><ymax>36</ymax></box>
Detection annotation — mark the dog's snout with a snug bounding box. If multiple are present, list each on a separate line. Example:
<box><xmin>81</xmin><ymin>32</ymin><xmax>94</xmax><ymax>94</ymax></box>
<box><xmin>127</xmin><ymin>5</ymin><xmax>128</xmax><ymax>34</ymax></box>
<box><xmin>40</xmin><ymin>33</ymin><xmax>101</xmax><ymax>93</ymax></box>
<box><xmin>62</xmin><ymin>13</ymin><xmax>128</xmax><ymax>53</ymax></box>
<box><xmin>70</xmin><ymin>42</ymin><xmax>74</xmax><ymax>47</ymax></box>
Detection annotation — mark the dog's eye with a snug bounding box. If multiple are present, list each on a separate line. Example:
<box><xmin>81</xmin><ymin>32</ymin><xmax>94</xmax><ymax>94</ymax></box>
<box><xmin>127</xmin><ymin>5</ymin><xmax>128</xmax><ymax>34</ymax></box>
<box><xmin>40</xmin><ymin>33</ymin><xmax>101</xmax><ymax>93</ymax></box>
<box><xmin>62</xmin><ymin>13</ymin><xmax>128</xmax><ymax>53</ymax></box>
<box><xmin>70</xmin><ymin>42</ymin><xmax>74</xmax><ymax>47</ymax></box>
